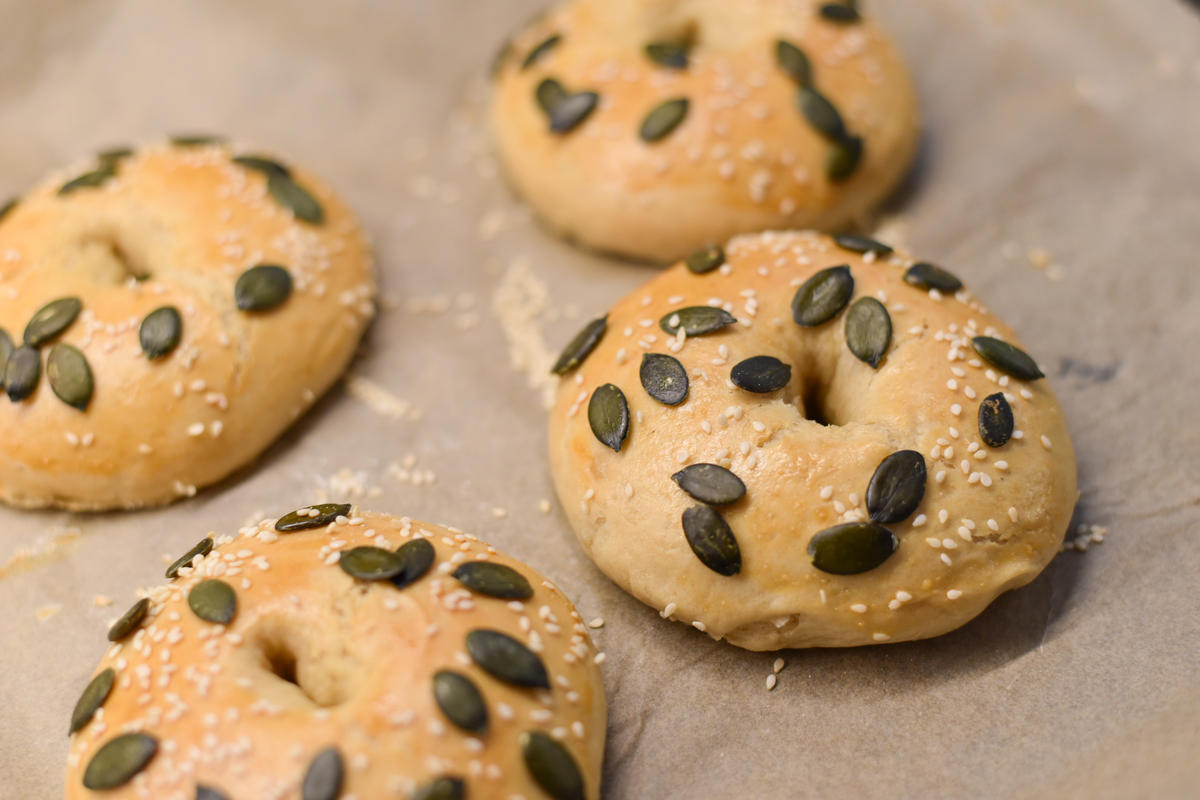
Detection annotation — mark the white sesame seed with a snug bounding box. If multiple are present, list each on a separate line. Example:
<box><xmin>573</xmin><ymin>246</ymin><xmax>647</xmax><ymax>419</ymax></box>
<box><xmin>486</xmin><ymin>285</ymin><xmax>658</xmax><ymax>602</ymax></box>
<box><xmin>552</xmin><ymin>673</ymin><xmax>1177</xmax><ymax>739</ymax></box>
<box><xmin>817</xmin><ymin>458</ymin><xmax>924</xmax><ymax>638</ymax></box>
<box><xmin>872</xmin><ymin>632</ymin><xmax>891</xmax><ymax>642</ymax></box>
<box><xmin>766</xmin><ymin>674</ymin><xmax>778</xmax><ymax>691</ymax></box>
<box><xmin>820</xmin><ymin>486</ymin><xmax>834</xmax><ymax>500</ymax></box>
<box><xmin>1040</xmin><ymin>434</ymin><xmax>1052</xmax><ymax>449</ymax></box>
<box><xmin>947</xmin><ymin>589</ymin><xmax>963</xmax><ymax>600</ymax></box>
<box><xmin>940</xmin><ymin>553</ymin><xmax>953</xmax><ymax>566</ymax></box>
<box><xmin>773</xmin><ymin>658</ymin><xmax>785</xmax><ymax>674</ymax></box>
<box><xmin>850</xmin><ymin>603</ymin><xmax>868</xmax><ymax>614</ymax></box>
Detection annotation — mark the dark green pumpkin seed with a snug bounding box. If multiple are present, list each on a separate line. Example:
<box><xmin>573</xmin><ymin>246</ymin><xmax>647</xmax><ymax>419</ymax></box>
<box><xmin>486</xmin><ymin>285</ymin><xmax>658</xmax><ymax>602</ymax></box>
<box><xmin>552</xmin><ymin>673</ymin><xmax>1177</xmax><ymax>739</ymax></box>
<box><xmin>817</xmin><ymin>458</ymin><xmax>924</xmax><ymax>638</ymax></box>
<box><xmin>0</xmin><ymin>328</ymin><xmax>13</xmax><ymax>389</ymax></box>
<box><xmin>414</xmin><ymin>777</ymin><xmax>465</xmax><ymax>800</ymax></box>
<box><xmin>639</xmin><ymin>354</ymin><xmax>687</xmax><ymax>406</ymax></box>
<box><xmin>391</xmin><ymin>538</ymin><xmax>437</xmax><ymax>590</ymax></box>
<box><xmin>659</xmin><ymin>305</ymin><xmax>737</xmax><ymax>336</ymax></box>
<box><xmin>4</xmin><ymin>345</ymin><xmax>40</xmax><ymax>401</ymax></box>
<box><xmin>466</xmin><ymin>628</ymin><xmax>550</xmax><ymax>689</ymax></box>
<box><xmin>978</xmin><ymin>392</ymin><xmax>1015</xmax><ymax>448</ymax></box>
<box><xmin>536</xmin><ymin>78</ymin><xmax>568</xmax><ymax>114</ymax></box>
<box><xmin>904</xmin><ymin>262</ymin><xmax>963</xmax><ymax>293</ymax></box>
<box><xmin>808</xmin><ymin>522</ymin><xmax>897</xmax><ymax>574</ymax></box>
<box><xmin>521</xmin><ymin>731</ymin><xmax>586</xmax><ymax>800</ymax></box>
<box><xmin>59</xmin><ymin>166</ymin><xmax>116</xmax><ymax>195</ymax></box>
<box><xmin>551</xmin><ymin>315</ymin><xmax>606</xmax><ymax>375</ymax></box>
<box><xmin>97</xmin><ymin>147</ymin><xmax>133</xmax><ymax>168</ymax></box>
<box><xmin>69</xmin><ymin>668</ymin><xmax>115</xmax><ymax>734</ymax></box>
<box><xmin>235</xmin><ymin>264</ymin><xmax>293</xmax><ymax>312</ymax></box>
<box><xmin>588</xmin><ymin>383</ymin><xmax>629</xmax><ymax>452</ymax></box>
<box><xmin>187</xmin><ymin>579</ymin><xmax>237</xmax><ymax>625</ymax></box>
<box><xmin>798</xmin><ymin>87</ymin><xmax>846</xmax><ymax>140</ymax></box>
<box><xmin>433</xmin><ymin>670</ymin><xmax>489</xmax><ymax>734</ymax></box>
<box><xmin>339</xmin><ymin>546</ymin><xmax>406</xmax><ymax>581</ymax></box>
<box><xmin>833</xmin><ymin>233</ymin><xmax>893</xmax><ymax>256</ymax></box>
<box><xmin>792</xmin><ymin>265</ymin><xmax>853</xmax><ymax>327</ymax></box>
<box><xmin>775</xmin><ymin>40</ymin><xmax>813</xmax><ymax>86</ymax></box>
<box><xmin>139</xmin><ymin>306</ymin><xmax>183</xmax><ymax>360</ymax></box>
<box><xmin>82</xmin><ymin>732</ymin><xmax>158</xmax><ymax>790</ymax></box>
<box><xmin>46</xmin><ymin>343</ymin><xmax>94</xmax><ymax>410</ymax></box>
<box><xmin>170</xmin><ymin>135</ymin><xmax>222</xmax><ymax>147</ymax></box>
<box><xmin>232</xmin><ymin>154</ymin><xmax>291</xmax><ymax>178</ymax></box>
<box><xmin>267</xmin><ymin>172</ymin><xmax>324</xmax><ymax>224</ymax></box>
<box><xmin>550</xmin><ymin>91</ymin><xmax>599</xmax><ymax>134</ymax></box>
<box><xmin>301</xmin><ymin>747</ymin><xmax>343</xmax><ymax>800</ymax></box>
<box><xmin>682</xmin><ymin>505</ymin><xmax>742</xmax><ymax>576</ymax></box>
<box><xmin>0</xmin><ymin>198</ymin><xmax>17</xmax><ymax>223</ymax></box>
<box><xmin>24</xmin><ymin>296</ymin><xmax>82</xmax><ymax>345</ymax></box>
<box><xmin>866</xmin><ymin>450</ymin><xmax>926</xmax><ymax>524</ymax></box>
<box><xmin>972</xmin><ymin>336</ymin><xmax>1044</xmax><ymax>380</ymax></box>
<box><xmin>196</xmin><ymin>785</ymin><xmax>230</xmax><ymax>800</ymax></box>
<box><xmin>671</xmin><ymin>463</ymin><xmax>745</xmax><ymax>505</ymax></box>
<box><xmin>844</xmin><ymin>297</ymin><xmax>892</xmax><ymax>369</ymax></box>
<box><xmin>827</xmin><ymin>134</ymin><xmax>863</xmax><ymax>182</ymax></box>
<box><xmin>165</xmin><ymin>537</ymin><xmax>214</xmax><ymax>579</ymax></box>
<box><xmin>453</xmin><ymin>561</ymin><xmax>533</xmax><ymax>599</ymax></box>
<box><xmin>640</xmin><ymin>98</ymin><xmax>689</xmax><ymax>142</ymax></box>
<box><xmin>645</xmin><ymin>41</ymin><xmax>689</xmax><ymax>69</ymax></box>
<box><xmin>522</xmin><ymin>34</ymin><xmax>562</xmax><ymax>69</ymax></box>
<box><xmin>107</xmin><ymin>597</ymin><xmax>150</xmax><ymax>642</ymax></box>
<box><xmin>730</xmin><ymin>355</ymin><xmax>791</xmax><ymax>393</ymax></box>
<box><xmin>685</xmin><ymin>243</ymin><xmax>725</xmax><ymax>274</ymax></box>
<box><xmin>275</xmin><ymin>503</ymin><xmax>352</xmax><ymax>532</ymax></box>
<box><xmin>818</xmin><ymin>3</ymin><xmax>861</xmax><ymax>23</ymax></box>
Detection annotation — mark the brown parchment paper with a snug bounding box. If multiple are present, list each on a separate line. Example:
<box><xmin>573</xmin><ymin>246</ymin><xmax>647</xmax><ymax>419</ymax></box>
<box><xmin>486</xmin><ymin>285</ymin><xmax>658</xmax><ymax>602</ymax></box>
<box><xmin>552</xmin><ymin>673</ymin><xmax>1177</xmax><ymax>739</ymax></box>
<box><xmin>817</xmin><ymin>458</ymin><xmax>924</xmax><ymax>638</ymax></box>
<box><xmin>1</xmin><ymin>0</ymin><xmax>1198</xmax><ymax>797</ymax></box>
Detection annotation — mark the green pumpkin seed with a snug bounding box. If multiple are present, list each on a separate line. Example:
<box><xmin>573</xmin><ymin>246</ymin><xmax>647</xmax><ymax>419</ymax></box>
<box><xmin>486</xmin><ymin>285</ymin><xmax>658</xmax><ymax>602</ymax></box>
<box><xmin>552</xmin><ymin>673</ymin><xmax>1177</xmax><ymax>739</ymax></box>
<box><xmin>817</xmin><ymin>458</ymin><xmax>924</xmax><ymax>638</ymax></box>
<box><xmin>844</xmin><ymin>297</ymin><xmax>891</xmax><ymax>369</ymax></box>
<box><xmin>339</xmin><ymin>546</ymin><xmax>406</xmax><ymax>581</ymax></box>
<box><xmin>588</xmin><ymin>383</ymin><xmax>629</xmax><ymax>452</ymax></box>
<box><xmin>972</xmin><ymin>336</ymin><xmax>1044</xmax><ymax>380</ymax></box>
<box><xmin>46</xmin><ymin>343</ymin><xmax>94</xmax><ymax>410</ymax></box>
<box><xmin>187</xmin><ymin>579</ymin><xmax>237</xmax><ymax>625</ymax></box>
<box><xmin>903</xmin><ymin>262</ymin><xmax>963</xmax><ymax>293</ymax></box>
<box><xmin>645</xmin><ymin>41</ymin><xmax>689</xmax><ymax>69</ymax></box>
<box><xmin>731</xmin><ymin>355</ymin><xmax>792</xmax><ymax>393</ymax></box>
<box><xmin>818</xmin><ymin>2</ymin><xmax>861</xmax><ymax>23</ymax></box>
<box><xmin>775</xmin><ymin>39</ymin><xmax>813</xmax><ymax>86</ymax></box>
<box><xmin>59</xmin><ymin>166</ymin><xmax>116</xmax><ymax>195</ymax></box>
<box><xmin>267</xmin><ymin>172</ymin><xmax>324</xmax><ymax>224</ymax></box>
<box><xmin>107</xmin><ymin>597</ymin><xmax>150</xmax><ymax>642</ymax></box>
<box><xmin>165</xmin><ymin>537</ymin><xmax>214</xmax><ymax>579</ymax></box>
<box><xmin>196</xmin><ymin>785</ymin><xmax>230</xmax><ymax>800</ymax></box>
<box><xmin>658</xmin><ymin>306</ymin><xmax>736</xmax><ymax>336</ymax></box>
<box><xmin>24</xmin><ymin>296</ymin><xmax>82</xmax><ymax>345</ymax></box>
<box><xmin>639</xmin><ymin>352</ymin><xmax>689</xmax><ymax>406</ymax></box>
<box><xmin>550</xmin><ymin>91</ymin><xmax>599</xmax><ymax>134</ymax></box>
<box><xmin>466</xmin><ymin>629</ymin><xmax>550</xmax><ymax>689</ymax></box>
<box><xmin>522</xmin><ymin>34</ymin><xmax>562</xmax><ymax>69</ymax></box>
<box><xmin>640</xmin><ymin>97</ymin><xmax>689</xmax><ymax>142</ymax></box>
<box><xmin>521</xmin><ymin>731</ymin><xmax>586</xmax><ymax>800</ymax></box>
<box><xmin>4</xmin><ymin>345</ymin><xmax>40</xmax><ymax>401</ymax></box>
<box><xmin>453</xmin><ymin>561</ymin><xmax>533</xmax><ymax>599</ymax></box>
<box><xmin>139</xmin><ymin>306</ymin><xmax>183</xmax><ymax>360</ymax></box>
<box><xmin>69</xmin><ymin>668</ymin><xmax>115</xmax><ymax>734</ymax></box>
<box><xmin>0</xmin><ymin>197</ymin><xmax>17</xmax><ymax>223</ymax></box>
<box><xmin>391</xmin><ymin>538</ymin><xmax>437</xmax><ymax>590</ymax></box>
<box><xmin>301</xmin><ymin>747</ymin><xmax>343</xmax><ymax>800</ymax></box>
<box><xmin>275</xmin><ymin>503</ymin><xmax>352</xmax><ymax>532</ymax></box>
<box><xmin>536</xmin><ymin>77</ymin><xmax>568</xmax><ymax>114</ymax></box>
<box><xmin>866</xmin><ymin>450</ymin><xmax>926</xmax><ymax>524</ymax></box>
<box><xmin>551</xmin><ymin>315</ymin><xmax>606</xmax><ymax>375</ymax></box>
<box><xmin>808</xmin><ymin>522</ymin><xmax>897</xmax><ymax>574</ymax></box>
<box><xmin>97</xmin><ymin>147</ymin><xmax>133</xmax><ymax>168</ymax></box>
<box><xmin>798</xmin><ymin>87</ymin><xmax>846</xmax><ymax>140</ymax></box>
<box><xmin>433</xmin><ymin>670</ymin><xmax>489</xmax><ymax>734</ymax></box>
<box><xmin>978</xmin><ymin>392</ymin><xmax>1015</xmax><ymax>448</ymax></box>
<box><xmin>232</xmin><ymin>154</ymin><xmax>291</xmax><ymax>178</ymax></box>
<box><xmin>827</xmin><ymin>134</ymin><xmax>863</xmax><ymax>182</ymax></box>
<box><xmin>685</xmin><ymin>243</ymin><xmax>725</xmax><ymax>274</ymax></box>
<box><xmin>833</xmin><ymin>233</ymin><xmax>893</xmax><ymax>256</ymax></box>
<box><xmin>235</xmin><ymin>264</ymin><xmax>293</xmax><ymax>312</ymax></box>
<box><xmin>792</xmin><ymin>265</ymin><xmax>853</xmax><ymax>327</ymax></box>
<box><xmin>170</xmin><ymin>135</ymin><xmax>222</xmax><ymax>147</ymax></box>
<box><xmin>682</xmin><ymin>504</ymin><xmax>742</xmax><ymax>576</ymax></box>
<box><xmin>671</xmin><ymin>463</ymin><xmax>745</xmax><ymax>505</ymax></box>
<box><xmin>0</xmin><ymin>328</ymin><xmax>13</xmax><ymax>388</ymax></box>
<box><xmin>414</xmin><ymin>777</ymin><xmax>465</xmax><ymax>800</ymax></box>
<box><xmin>81</xmin><ymin>732</ymin><xmax>158</xmax><ymax>790</ymax></box>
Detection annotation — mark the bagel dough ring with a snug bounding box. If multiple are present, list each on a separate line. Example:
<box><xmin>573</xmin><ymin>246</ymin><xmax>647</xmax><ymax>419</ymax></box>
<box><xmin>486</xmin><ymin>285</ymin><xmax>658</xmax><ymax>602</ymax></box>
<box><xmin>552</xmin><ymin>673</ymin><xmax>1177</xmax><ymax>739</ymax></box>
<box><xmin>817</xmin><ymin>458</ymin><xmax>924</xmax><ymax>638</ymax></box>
<box><xmin>490</xmin><ymin>0</ymin><xmax>919</xmax><ymax>262</ymax></box>
<box><xmin>65</xmin><ymin>507</ymin><xmax>605</xmax><ymax>799</ymax></box>
<box><xmin>0</xmin><ymin>139</ymin><xmax>374</xmax><ymax>510</ymax></box>
<box><xmin>548</xmin><ymin>231</ymin><xmax>1076</xmax><ymax>650</ymax></box>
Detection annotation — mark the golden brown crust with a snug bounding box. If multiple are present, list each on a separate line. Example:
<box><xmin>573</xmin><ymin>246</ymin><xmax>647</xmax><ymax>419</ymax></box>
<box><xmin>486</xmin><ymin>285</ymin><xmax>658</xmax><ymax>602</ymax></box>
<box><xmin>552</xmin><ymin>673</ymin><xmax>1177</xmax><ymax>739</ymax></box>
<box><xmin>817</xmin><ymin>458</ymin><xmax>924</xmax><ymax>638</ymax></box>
<box><xmin>64</xmin><ymin>509</ymin><xmax>605</xmax><ymax>799</ymax></box>
<box><xmin>490</xmin><ymin>0</ymin><xmax>919</xmax><ymax>262</ymax></box>
<box><xmin>0</xmin><ymin>142</ymin><xmax>374</xmax><ymax>510</ymax></box>
<box><xmin>549</xmin><ymin>230</ymin><xmax>1077</xmax><ymax>650</ymax></box>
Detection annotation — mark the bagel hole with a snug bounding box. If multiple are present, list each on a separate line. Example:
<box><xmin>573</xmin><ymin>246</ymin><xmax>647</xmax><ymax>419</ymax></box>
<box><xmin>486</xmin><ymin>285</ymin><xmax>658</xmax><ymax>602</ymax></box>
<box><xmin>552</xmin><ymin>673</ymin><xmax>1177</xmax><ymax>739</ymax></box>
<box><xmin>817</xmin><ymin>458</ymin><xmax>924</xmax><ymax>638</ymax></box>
<box><xmin>253</xmin><ymin>625</ymin><xmax>350</xmax><ymax>708</ymax></box>
<box><xmin>74</xmin><ymin>233</ymin><xmax>152</xmax><ymax>283</ymax></box>
<box><xmin>801</xmin><ymin>381</ymin><xmax>842</xmax><ymax>427</ymax></box>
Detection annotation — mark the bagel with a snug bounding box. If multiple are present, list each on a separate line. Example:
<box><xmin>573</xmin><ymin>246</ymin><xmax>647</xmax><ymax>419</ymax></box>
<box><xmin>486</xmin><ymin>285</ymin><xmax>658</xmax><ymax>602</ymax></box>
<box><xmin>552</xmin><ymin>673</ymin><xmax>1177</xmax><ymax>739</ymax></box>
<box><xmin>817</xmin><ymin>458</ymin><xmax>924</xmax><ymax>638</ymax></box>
<box><xmin>0</xmin><ymin>138</ymin><xmax>374</xmax><ymax>510</ymax></box>
<box><xmin>548</xmin><ymin>230</ymin><xmax>1076</xmax><ymax>650</ymax></box>
<box><xmin>64</xmin><ymin>507</ymin><xmax>605</xmax><ymax>799</ymax></box>
<box><xmin>490</xmin><ymin>0</ymin><xmax>919</xmax><ymax>262</ymax></box>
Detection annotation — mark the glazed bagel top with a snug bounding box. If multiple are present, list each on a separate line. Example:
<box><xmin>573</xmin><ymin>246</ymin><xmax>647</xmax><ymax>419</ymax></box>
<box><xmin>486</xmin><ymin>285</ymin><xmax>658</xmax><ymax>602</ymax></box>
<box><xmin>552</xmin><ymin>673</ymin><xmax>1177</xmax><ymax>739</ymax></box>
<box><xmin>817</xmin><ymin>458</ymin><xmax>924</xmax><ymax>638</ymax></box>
<box><xmin>65</xmin><ymin>508</ymin><xmax>605</xmax><ymax>800</ymax></box>
<box><xmin>490</xmin><ymin>0</ymin><xmax>919</xmax><ymax>262</ymax></box>
<box><xmin>0</xmin><ymin>139</ymin><xmax>374</xmax><ymax>510</ymax></box>
<box><xmin>548</xmin><ymin>231</ymin><xmax>1076</xmax><ymax>651</ymax></box>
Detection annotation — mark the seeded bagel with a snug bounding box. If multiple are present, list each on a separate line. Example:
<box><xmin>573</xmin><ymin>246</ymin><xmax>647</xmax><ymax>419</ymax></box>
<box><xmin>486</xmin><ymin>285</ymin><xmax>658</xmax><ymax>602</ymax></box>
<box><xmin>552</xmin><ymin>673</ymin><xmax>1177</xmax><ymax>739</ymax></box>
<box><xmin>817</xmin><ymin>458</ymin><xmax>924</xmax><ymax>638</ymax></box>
<box><xmin>65</xmin><ymin>507</ymin><xmax>606</xmax><ymax>799</ymax></box>
<box><xmin>490</xmin><ymin>0</ymin><xmax>919</xmax><ymax>262</ymax></box>
<box><xmin>548</xmin><ymin>231</ymin><xmax>1077</xmax><ymax>650</ymax></box>
<box><xmin>0</xmin><ymin>139</ymin><xmax>374</xmax><ymax>510</ymax></box>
